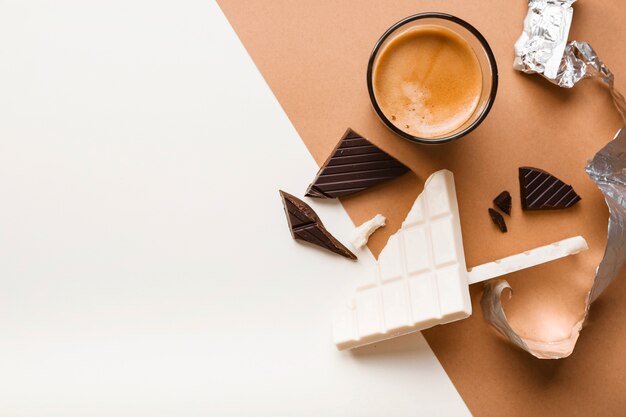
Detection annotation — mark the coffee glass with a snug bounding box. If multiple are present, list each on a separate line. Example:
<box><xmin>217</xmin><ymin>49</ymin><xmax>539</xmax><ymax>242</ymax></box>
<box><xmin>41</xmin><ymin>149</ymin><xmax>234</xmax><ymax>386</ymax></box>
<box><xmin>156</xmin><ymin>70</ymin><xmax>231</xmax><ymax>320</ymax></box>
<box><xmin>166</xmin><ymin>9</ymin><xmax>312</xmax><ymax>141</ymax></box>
<box><xmin>367</xmin><ymin>13</ymin><xmax>498</xmax><ymax>144</ymax></box>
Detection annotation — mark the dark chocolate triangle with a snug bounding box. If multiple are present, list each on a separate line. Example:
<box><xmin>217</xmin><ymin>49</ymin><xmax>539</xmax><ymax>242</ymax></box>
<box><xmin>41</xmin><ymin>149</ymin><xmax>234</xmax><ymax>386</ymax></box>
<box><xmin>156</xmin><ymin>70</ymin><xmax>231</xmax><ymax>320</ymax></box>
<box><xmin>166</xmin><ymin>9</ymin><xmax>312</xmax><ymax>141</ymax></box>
<box><xmin>305</xmin><ymin>128</ymin><xmax>410</xmax><ymax>198</ymax></box>
<box><xmin>493</xmin><ymin>191</ymin><xmax>512</xmax><ymax>215</ymax></box>
<box><xmin>488</xmin><ymin>208</ymin><xmax>508</xmax><ymax>233</ymax></box>
<box><xmin>279</xmin><ymin>190</ymin><xmax>356</xmax><ymax>260</ymax></box>
<box><xmin>519</xmin><ymin>167</ymin><xmax>581</xmax><ymax>210</ymax></box>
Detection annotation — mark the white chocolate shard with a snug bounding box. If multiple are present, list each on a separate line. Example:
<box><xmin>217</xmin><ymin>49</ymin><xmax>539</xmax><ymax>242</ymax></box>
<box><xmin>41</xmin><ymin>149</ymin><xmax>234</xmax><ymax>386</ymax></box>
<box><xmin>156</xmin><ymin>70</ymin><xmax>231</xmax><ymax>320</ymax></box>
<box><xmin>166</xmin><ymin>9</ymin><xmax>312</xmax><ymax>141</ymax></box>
<box><xmin>333</xmin><ymin>170</ymin><xmax>472</xmax><ymax>350</ymax></box>
<box><xmin>350</xmin><ymin>214</ymin><xmax>386</xmax><ymax>249</ymax></box>
<box><xmin>467</xmin><ymin>236</ymin><xmax>588</xmax><ymax>285</ymax></box>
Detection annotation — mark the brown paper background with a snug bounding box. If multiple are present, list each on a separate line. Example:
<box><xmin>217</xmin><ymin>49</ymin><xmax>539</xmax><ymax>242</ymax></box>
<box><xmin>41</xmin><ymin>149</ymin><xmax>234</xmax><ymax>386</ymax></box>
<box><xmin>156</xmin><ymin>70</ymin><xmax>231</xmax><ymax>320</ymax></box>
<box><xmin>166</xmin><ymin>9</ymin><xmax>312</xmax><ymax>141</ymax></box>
<box><xmin>217</xmin><ymin>1</ymin><xmax>626</xmax><ymax>415</ymax></box>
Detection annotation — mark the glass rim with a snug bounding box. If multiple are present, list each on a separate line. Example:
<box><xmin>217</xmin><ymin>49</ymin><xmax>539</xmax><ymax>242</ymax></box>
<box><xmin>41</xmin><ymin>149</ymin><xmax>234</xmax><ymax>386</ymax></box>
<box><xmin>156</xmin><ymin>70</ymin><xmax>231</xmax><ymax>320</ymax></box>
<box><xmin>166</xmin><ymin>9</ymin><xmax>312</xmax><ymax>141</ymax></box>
<box><xmin>366</xmin><ymin>12</ymin><xmax>499</xmax><ymax>145</ymax></box>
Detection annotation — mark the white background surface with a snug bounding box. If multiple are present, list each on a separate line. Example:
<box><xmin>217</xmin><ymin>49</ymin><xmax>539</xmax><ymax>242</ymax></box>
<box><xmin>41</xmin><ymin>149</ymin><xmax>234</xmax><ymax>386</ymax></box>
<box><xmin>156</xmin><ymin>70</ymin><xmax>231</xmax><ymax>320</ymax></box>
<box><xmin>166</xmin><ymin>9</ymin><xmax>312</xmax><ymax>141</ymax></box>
<box><xmin>0</xmin><ymin>1</ymin><xmax>471</xmax><ymax>415</ymax></box>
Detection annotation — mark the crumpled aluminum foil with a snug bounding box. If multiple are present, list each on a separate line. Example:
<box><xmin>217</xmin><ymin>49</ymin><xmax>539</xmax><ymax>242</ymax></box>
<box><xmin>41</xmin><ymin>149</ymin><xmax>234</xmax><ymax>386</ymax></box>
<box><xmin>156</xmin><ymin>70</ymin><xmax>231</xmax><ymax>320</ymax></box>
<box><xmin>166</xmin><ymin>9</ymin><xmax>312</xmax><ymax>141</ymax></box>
<box><xmin>482</xmin><ymin>128</ymin><xmax>626</xmax><ymax>359</ymax></box>
<box><xmin>554</xmin><ymin>41</ymin><xmax>626</xmax><ymax>120</ymax></box>
<box><xmin>484</xmin><ymin>0</ymin><xmax>626</xmax><ymax>359</ymax></box>
<box><xmin>514</xmin><ymin>0</ymin><xmax>626</xmax><ymax>118</ymax></box>
<box><xmin>585</xmin><ymin>129</ymin><xmax>626</xmax><ymax>304</ymax></box>
<box><xmin>514</xmin><ymin>0</ymin><xmax>575</xmax><ymax>79</ymax></box>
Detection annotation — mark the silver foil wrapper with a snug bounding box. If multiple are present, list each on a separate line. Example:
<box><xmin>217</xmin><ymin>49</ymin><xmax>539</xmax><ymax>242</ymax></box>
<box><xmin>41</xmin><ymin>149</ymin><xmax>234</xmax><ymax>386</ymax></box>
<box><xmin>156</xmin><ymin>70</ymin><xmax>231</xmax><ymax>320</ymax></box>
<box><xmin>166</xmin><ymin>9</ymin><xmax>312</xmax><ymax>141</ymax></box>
<box><xmin>514</xmin><ymin>0</ymin><xmax>575</xmax><ymax>79</ymax></box>
<box><xmin>585</xmin><ymin>129</ymin><xmax>626</xmax><ymax>303</ymax></box>
<box><xmin>482</xmin><ymin>128</ymin><xmax>626</xmax><ymax>359</ymax></box>
<box><xmin>555</xmin><ymin>41</ymin><xmax>626</xmax><ymax>120</ymax></box>
<box><xmin>514</xmin><ymin>0</ymin><xmax>626</xmax><ymax>119</ymax></box>
<box><xmin>489</xmin><ymin>0</ymin><xmax>626</xmax><ymax>358</ymax></box>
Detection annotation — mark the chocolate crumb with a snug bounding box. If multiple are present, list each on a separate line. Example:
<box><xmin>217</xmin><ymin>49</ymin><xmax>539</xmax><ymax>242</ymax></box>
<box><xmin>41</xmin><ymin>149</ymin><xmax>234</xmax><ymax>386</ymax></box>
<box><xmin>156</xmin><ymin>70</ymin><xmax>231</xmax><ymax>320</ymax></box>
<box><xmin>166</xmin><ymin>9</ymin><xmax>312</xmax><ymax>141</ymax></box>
<box><xmin>493</xmin><ymin>191</ymin><xmax>512</xmax><ymax>215</ymax></box>
<box><xmin>488</xmin><ymin>208</ymin><xmax>508</xmax><ymax>233</ymax></box>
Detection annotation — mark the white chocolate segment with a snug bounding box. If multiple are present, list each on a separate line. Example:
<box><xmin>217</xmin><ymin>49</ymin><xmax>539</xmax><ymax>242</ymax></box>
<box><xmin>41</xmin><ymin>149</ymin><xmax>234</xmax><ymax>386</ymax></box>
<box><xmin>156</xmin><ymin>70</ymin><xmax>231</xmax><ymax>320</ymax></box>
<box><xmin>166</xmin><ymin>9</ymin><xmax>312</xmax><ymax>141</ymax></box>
<box><xmin>333</xmin><ymin>170</ymin><xmax>472</xmax><ymax>350</ymax></box>
<box><xmin>467</xmin><ymin>236</ymin><xmax>589</xmax><ymax>285</ymax></box>
<box><xmin>350</xmin><ymin>214</ymin><xmax>386</xmax><ymax>249</ymax></box>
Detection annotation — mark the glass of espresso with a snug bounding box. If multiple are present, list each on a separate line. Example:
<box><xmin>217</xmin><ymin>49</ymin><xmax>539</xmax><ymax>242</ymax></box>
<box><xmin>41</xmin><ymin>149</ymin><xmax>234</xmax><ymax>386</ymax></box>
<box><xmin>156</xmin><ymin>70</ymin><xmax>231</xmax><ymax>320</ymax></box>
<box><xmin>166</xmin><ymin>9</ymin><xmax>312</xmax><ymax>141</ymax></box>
<box><xmin>367</xmin><ymin>13</ymin><xmax>498</xmax><ymax>144</ymax></box>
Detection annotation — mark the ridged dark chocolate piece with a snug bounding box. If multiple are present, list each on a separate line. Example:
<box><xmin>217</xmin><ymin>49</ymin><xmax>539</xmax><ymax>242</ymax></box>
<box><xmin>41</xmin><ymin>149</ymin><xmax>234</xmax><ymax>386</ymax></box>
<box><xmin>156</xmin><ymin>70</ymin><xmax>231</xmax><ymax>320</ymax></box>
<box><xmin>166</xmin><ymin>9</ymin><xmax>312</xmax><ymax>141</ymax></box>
<box><xmin>305</xmin><ymin>128</ymin><xmax>410</xmax><ymax>198</ymax></box>
<box><xmin>279</xmin><ymin>190</ymin><xmax>356</xmax><ymax>260</ymax></box>
<box><xmin>519</xmin><ymin>167</ymin><xmax>581</xmax><ymax>210</ymax></box>
<box><xmin>488</xmin><ymin>208</ymin><xmax>508</xmax><ymax>233</ymax></box>
<box><xmin>493</xmin><ymin>191</ymin><xmax>512</xmax><ymax>215</ymax></box>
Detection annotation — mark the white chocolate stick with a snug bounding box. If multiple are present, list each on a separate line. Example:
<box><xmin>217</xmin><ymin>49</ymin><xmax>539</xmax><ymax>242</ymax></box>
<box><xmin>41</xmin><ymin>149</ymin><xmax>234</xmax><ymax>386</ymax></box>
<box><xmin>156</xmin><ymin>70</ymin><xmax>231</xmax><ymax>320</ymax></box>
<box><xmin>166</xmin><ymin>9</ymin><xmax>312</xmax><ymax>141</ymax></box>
<box><xmin>350</xmin><ymin>214</ymin><xmax>386</xmax><ymax>249</ymax></box>
<box><xmin>467</xmin><ymin>236</ymin><xmax>588</xmax><ymax>285</ymax></box>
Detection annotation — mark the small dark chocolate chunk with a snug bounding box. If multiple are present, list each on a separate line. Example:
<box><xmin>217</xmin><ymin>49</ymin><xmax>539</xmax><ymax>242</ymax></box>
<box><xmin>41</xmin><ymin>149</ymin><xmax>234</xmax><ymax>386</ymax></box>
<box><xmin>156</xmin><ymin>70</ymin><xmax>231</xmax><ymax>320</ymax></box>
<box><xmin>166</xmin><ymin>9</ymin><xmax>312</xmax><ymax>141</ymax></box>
<box><xmin>493</xmin><ymin>191</ymin><xmax>512</xmax><ymax>215</ymax></box>
<box><xmin>305</xmin><ymin>128</ymin><xmax>410</xmax><ymax>199</ymax></box>
<box><xmin>519</xmin><ymin>167</ymin><xmax>581</xmax><ymax>210</ymax></box>
<box><xmin>488</xmin><ymin>208</ymin><xmax>508</xmax><ymax>233</ymax></box>
<box><xmin>279</xmin><ymin>190</ymin><xmax>356</xmax><ymax>260</ymax></box>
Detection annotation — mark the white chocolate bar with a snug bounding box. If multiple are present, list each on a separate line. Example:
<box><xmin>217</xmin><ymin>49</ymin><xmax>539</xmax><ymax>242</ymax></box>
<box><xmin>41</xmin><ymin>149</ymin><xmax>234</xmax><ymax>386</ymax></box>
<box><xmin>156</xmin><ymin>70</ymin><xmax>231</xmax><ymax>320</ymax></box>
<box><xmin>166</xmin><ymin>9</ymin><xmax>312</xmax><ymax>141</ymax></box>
<box><xmin>333</xmin><ymin>170</ymin><xmax>472</xmax><ymax>350</ymax></box>
<box><xmin>467</xmin><ymin>236</ymin><xmax>588</xmax><ymax>285</ymax></box>
<box><xmin>350</xmin><ymin>214</ymin><xmax>386</xmax><ymax>249</ymax></box>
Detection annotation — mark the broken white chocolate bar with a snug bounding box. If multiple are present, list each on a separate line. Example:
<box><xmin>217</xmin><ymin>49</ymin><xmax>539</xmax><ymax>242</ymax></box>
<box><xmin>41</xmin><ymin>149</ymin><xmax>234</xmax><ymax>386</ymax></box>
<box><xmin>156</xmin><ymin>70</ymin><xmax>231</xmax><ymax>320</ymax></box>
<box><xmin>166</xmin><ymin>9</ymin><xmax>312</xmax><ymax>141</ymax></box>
<box><xmin>333</xmin><ymin>170</ymin><xmax>588</xmax><ymax>350</ymax></box>
<box><xmin>350</xmin><ymin>214</ymin><xmax>386</xmax><ymax>249</ymax></box>
<box><xmin>333</xmin><ymin>170</ymin><xmax>472</xmax><ymax>350</ymax></box>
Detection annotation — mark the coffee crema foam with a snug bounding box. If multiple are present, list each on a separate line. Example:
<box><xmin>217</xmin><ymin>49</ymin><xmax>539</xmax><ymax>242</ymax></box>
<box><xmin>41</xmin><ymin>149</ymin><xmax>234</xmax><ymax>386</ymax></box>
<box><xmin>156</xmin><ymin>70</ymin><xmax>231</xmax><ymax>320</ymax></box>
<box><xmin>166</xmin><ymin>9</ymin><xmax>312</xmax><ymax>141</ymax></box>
<box><xmin>373</xmin><ymin>25</ymin><xmax>483</xmax><ymax>139</ymax></box>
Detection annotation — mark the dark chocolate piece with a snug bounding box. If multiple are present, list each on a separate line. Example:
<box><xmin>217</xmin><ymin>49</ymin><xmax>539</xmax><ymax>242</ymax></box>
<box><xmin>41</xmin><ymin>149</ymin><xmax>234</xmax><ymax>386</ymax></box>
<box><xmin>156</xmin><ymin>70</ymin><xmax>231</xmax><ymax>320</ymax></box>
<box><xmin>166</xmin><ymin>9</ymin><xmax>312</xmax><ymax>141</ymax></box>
<box><xmin>488</xmin><ymin>208</ymin><xmax>508</xmax><ymax>233</ymax></box>
<box><xmin>519</xmin><ymin>167</ymin><xmax>581</xmax><ymax>210</ymax></box>
<box><xmin>279</xmin><ymin>190</ymin><xmax>356</xmax><ymax>260</ymax></box>
<box><xmin>493</xmin><ymin>191</ymin><xmax>512</xmax><ymax>215</ymax></box>
<box><xmin>305</xmin><ymin>128</ymin><xmax>410</xmax><ymax>198</ymax></box>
